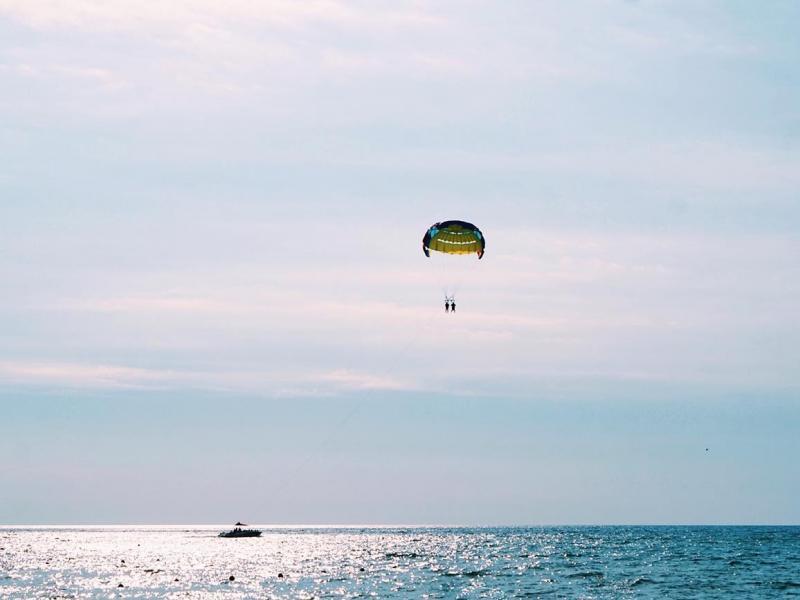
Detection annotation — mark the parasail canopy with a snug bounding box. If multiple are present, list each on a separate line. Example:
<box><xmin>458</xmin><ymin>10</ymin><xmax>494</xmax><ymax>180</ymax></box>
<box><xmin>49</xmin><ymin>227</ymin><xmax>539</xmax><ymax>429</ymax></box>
<box><xmin>422</xmin><ymin>220</ymin><xmax>485</xmax><ymax>259</ymax></box>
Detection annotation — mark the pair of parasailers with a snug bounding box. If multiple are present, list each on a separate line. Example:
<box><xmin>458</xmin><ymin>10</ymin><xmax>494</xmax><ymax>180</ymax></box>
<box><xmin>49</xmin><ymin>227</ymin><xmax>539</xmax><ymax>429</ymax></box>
<box><xmin>422</xmin><ymin>220</ymin><xmax>484</xmax><ymax>315</ymax></box>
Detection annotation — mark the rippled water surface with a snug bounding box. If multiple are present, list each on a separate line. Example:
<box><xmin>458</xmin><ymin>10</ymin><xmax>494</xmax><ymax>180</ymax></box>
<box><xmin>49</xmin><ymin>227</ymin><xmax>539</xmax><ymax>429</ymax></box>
<box><xmin>1</xmin><ymin>526</ymin><xmax>798</xmax><ymax>598</ymax></box>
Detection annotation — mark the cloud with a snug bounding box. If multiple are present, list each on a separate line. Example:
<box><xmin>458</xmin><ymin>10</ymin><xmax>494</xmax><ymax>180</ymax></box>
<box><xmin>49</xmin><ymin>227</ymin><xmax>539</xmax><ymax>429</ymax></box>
<box><xmin>0</xmin><ymin>360</ymin><xmax>416</xmax><ymax>395</ymax></box>
<box><xmin>1</xmin><ymin>0</ymin><xmax>766</xmax><ymax>122</ymax></box>
<box><xmin>0</xmin><ymin>0</ymin><xmax>439</xmax><ymax>32</ymax></box>
<box><xmin>0</xmin><ymin>61</ymin><xmax>126</xmax><ymax>89</ymax></box>
<box><xmin>1</xmin><ymin>227</ymin><xmax>794</xmax><ymax>397</ymax></box>
<box><xmin>1</xmin><ymin>3</ymin><xmax>798</xmax><ymax>400</ymax></box>
<box><xmin>0</xmin><ymin>0</ymin><xmax>447</xmax><ymax>116</ymax></box>
<box><xmin>0</xmin><ymin>361</ymin><xmax>173</xmax><ymax>389</ymax></box>
<box><xmin>314</xmin><ymin>369</ymin><xmax>411</xmax><ymax>391</ymax></box>
<box><xmin>290</xmin><ymin>141</ymin><xmax>800</xmax><ymax>192</ymax></box>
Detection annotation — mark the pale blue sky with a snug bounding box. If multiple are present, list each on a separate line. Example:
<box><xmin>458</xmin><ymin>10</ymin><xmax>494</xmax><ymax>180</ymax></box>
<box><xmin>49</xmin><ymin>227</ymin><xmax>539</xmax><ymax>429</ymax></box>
<box><xmin>1</xmin><ymin>0</ymin><xmax>798</xmax><ymax>524</ymax></box>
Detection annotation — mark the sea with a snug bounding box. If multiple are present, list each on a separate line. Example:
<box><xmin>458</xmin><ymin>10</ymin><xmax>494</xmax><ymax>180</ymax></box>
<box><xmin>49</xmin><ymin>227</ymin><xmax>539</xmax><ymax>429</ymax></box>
<box><xmin>1</xmin><ymin>526</ymin><xmax>798</xmax><ymax>598</ymax></box>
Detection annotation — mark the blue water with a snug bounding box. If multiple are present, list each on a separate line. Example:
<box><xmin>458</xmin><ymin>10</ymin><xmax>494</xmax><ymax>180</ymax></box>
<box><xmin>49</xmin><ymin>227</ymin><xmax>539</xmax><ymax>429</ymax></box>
<box><xmin>1</xmin><ymin>526</ymin><xmax>798</xmax><ymax>598</ymax></box>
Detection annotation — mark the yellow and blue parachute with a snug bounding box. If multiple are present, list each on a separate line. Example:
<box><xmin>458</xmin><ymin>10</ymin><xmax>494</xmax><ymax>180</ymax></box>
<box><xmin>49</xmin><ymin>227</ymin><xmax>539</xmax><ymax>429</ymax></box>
<box><xmin>422</xmin><ymin>220</ymin><xmax>485</xmax><ymax>259</ymax></box>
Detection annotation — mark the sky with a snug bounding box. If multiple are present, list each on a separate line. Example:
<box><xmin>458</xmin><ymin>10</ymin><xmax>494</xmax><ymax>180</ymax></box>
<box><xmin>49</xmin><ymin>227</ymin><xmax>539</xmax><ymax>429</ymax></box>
<box><xmin>1</xmin><ymin>0</ymin><xmax>799</xmax><ymax>525</ymax></box>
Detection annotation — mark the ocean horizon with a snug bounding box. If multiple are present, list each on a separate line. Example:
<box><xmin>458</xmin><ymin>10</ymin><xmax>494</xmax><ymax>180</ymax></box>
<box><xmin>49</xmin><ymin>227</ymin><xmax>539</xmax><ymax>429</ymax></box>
<box><xmin>2</xmin><ymin>522</ymin><xmax>799</xmax><ymax>528</ymax></box>
<box><xmin>2</xmin><ymin>525</ymin><xmax>799</xmax><ymax>598</ymax></box>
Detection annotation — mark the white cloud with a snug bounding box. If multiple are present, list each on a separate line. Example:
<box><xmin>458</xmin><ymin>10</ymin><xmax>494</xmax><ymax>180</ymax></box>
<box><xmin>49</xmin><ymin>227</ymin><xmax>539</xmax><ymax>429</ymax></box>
<box><xmin>1</xmin><ymin>3</ymin><xmax>798</xmax><ymax>399</ymax></box>
<box><xmin>0</xmin><ymin>0</ymin><xmax>439</xmax><ymax>32</ymax></box>
<box><xmin>294</xmin><ymin>141</ymin><xmax>800</xmax><ymax>192</ymax></box>
<box><xmin>0</xmin><ymin>361</ymin><xmax>174</xmax><ymax>389</ymax></box>
<box><xmin>0</xmin><ymin>360</ymin><xmax>416</xmax><ymax>395</ymax></box>
<box><xmin>1</xmin><ymin>228</ymin><xmax>795</xmax><ymax>396</ymax></box>
<box><xmin>0</xmin><ymin>0</ymin><xmax>762</xmax><ymax>120</ymax></box>
<box><xmin>315</xmin><ymin>368</ymin><xmax>411</xmax><ymax>391</ymax></box>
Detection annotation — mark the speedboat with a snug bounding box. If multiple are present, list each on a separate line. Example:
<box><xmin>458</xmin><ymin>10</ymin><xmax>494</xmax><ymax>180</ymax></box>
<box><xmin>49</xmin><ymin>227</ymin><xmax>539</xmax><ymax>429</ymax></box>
<box><xmin>218</xmin><ymin>522</ymin><xmax>262</xmax><ymax>538</ymax></box>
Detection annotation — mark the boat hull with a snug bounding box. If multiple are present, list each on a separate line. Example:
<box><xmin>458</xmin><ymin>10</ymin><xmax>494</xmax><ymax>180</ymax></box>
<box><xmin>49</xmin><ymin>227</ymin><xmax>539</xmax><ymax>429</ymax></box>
<box><xmin>218</xmin><ymin>529</ymin><xmax>262</xmax><ymax>538</ymax></box>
